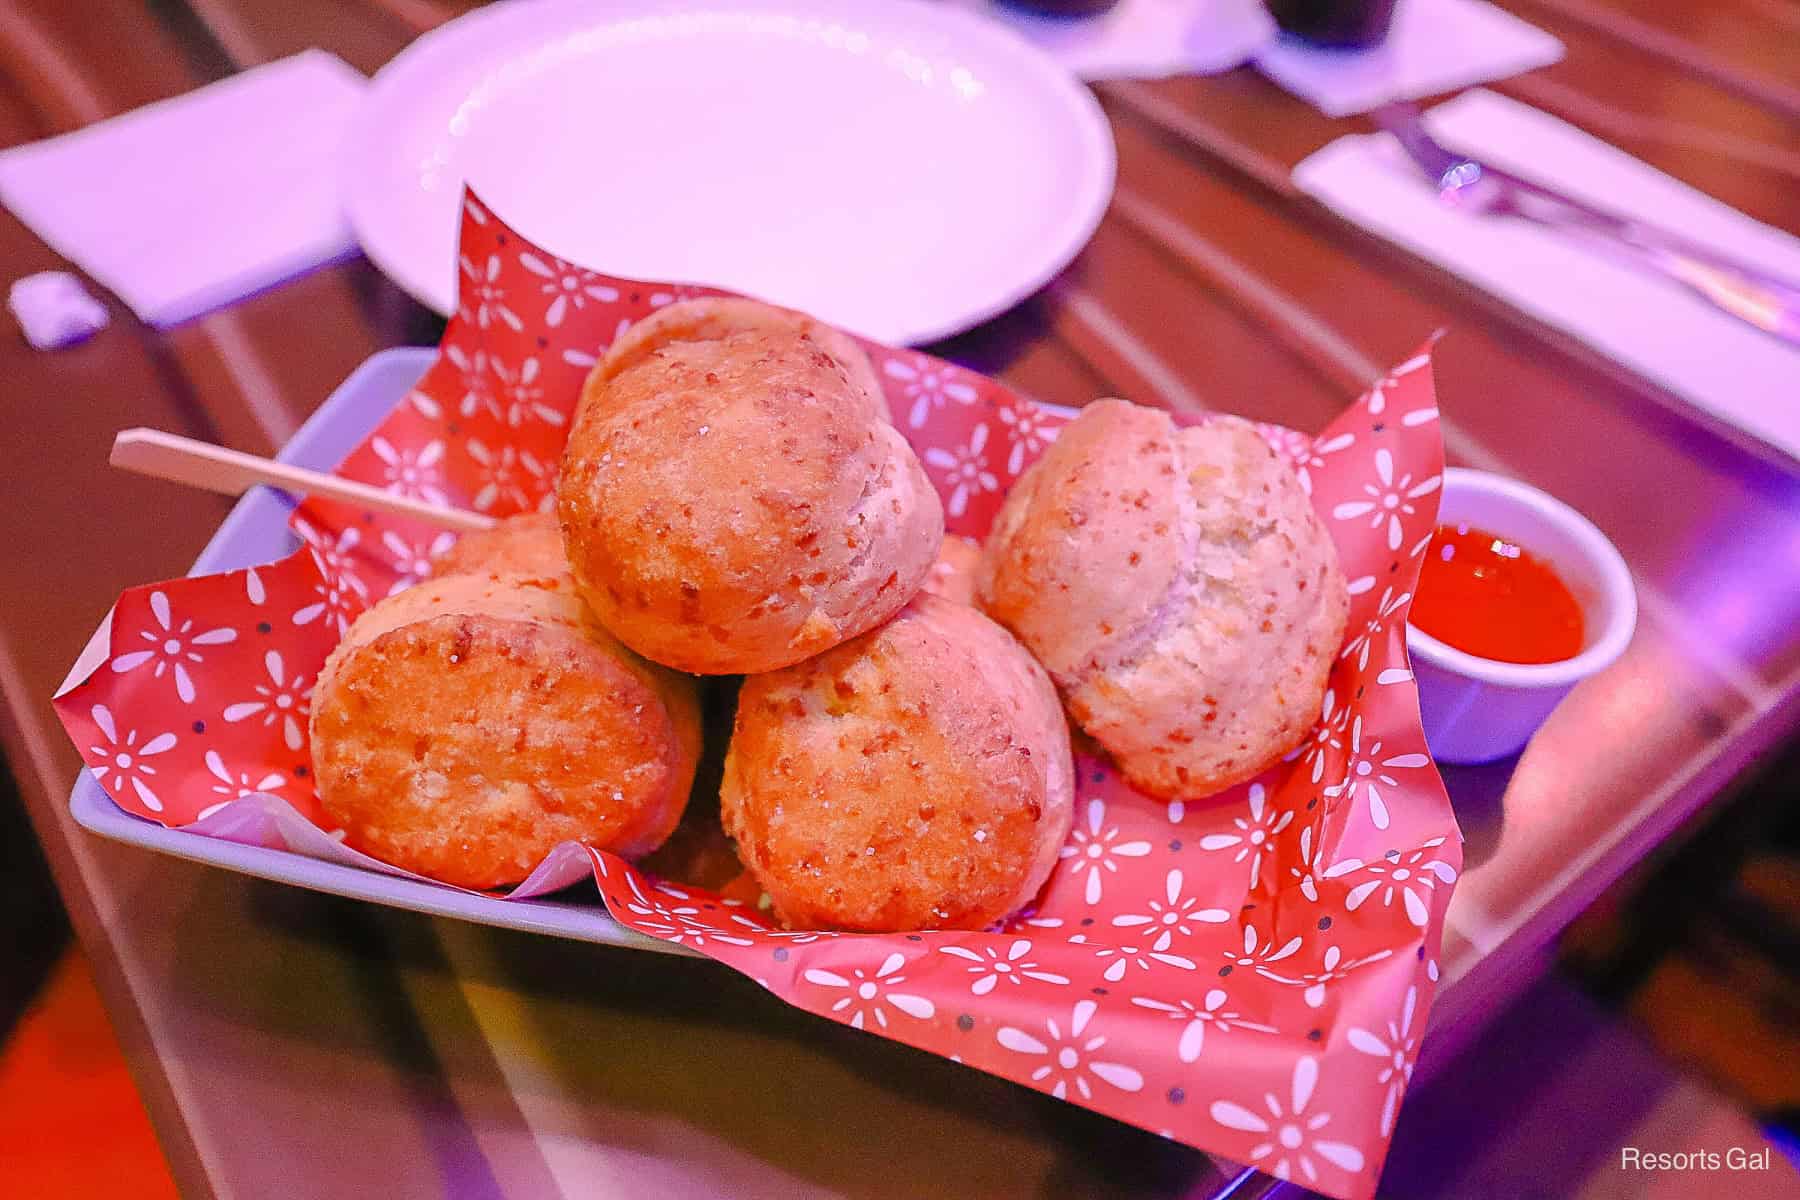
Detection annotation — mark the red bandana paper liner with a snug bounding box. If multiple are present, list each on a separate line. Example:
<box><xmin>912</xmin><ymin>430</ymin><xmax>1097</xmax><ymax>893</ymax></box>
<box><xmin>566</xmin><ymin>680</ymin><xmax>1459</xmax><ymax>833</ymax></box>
<box><xmin>57</xmin><ymin>191</ymin><xmax>1457</xmax><ymax>1199</ymax></box>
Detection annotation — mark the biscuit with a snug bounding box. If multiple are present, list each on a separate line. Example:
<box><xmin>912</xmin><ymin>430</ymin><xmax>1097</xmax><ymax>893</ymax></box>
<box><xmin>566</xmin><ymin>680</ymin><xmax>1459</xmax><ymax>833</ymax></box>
<box><xmin>920</xmin><ymin>534</ymin><xmax>983</xmax><ymax>607</ymax></box>
<box><xmin>598</xmin><ymin>296</ymin><xmax>887</xmax><ymax>424</ymax></box>
<box><xmin>559</xmin><ymin>321</ymin><xmax>943</xmax><ymax>674</ymax></box>
<box><xmin>310</xmin><ymin>572</ymin><xmax>702</xmax><ymax>888</ymax></box>
<box><xmin>721</xmin><ymin>594</ymin><xmax>1074</xmax><ymax>931</ymax></box>
<box><xmin>431</xmin><ymin>512</ymin><xmax>565</xmax><ymax>581</ymax></box>
<box><xmin>978</xmin><ymin>401</ymin><xmax>1347</xmax><ymax>798</ymax></box>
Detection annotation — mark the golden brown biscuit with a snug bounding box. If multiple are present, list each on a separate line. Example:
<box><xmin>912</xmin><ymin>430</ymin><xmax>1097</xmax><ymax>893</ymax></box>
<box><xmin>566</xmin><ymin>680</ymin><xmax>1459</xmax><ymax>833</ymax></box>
<box><xmin>309</xmin><ymin>572</ymin><xmax>702</xmax><ymax>889</ymax></box>
<box><xmin>559</xmin><ymin>324</ymin><xmax>943</xmax><ymax>674</ymax></box>
<box><xmin>920</xmin><ymin>534</ymin><xmax>983</xmax><ymax>607</ymax></box>
<box><xmin>978</xmin><ymin>401</ymin><xmax>1347</xmax><ymax>799</ymax></box>
<box><xmin>721</xmin><ymin>594</ymin><xmax>1074</xmax><ymax>931</ymax></box>
<box><xmin>431</xmin><ymin>512</ymin><xmax>565</xmax><ymax>580</ymax></box>
<box><xmin>598</xmin><ymin>296</ymin><xmax>888</xmax><ymax>425</ymax></box>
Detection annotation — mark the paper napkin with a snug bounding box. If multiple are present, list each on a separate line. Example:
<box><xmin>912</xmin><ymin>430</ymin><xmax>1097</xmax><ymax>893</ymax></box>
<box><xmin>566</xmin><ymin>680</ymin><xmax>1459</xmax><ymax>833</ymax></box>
<box><xmin>1295</xmin><ymin>89</ymin><xmax>1800</xmax><ymax>459</ymax></box>
<box><xmin>1255</xmin><ymin>0</ymin><xmax>1563</xmax><ymax>116</ymax></box>
<box><xmin>956</xmin><ymin>0</ymin><xmax>1277</xmax><ymax>80</ymax></box>
<box><xmin>959</xmin><ymin>0</ymin><xmax>1557</xmax><ymax>99</ymax></box>
<box><xmin>0</xmin><ymin>50</ymin><xmax>365</xmax><ymax>328</ymax></box>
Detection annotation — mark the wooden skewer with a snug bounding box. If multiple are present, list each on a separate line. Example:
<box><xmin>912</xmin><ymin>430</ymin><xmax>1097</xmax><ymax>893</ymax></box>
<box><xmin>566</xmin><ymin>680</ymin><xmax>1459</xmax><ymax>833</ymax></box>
<box><xmin>110</xmin><ymin>428</ymin><xmax>497</xmax><ymax>533</ymax></box>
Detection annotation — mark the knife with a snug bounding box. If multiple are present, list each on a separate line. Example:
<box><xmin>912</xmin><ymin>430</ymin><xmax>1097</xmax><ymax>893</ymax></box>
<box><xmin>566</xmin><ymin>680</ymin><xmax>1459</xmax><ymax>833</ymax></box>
<box><xmin>1373</xmin><ymin>102</ymin><xmax>1800</xmax><ymax>348</ymax></box>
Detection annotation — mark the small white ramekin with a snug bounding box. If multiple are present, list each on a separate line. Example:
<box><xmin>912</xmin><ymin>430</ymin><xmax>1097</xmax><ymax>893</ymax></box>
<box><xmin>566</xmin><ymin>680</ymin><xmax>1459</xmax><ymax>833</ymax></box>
<box><xmin>1405</xmin><ymin>468</ymin><xmax>1637</xmax><ymax>764</ymax></box>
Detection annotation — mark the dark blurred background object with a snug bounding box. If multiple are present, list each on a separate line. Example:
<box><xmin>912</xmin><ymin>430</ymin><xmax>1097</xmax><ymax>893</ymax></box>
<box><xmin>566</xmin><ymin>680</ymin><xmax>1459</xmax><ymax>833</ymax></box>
<box><xmin>1267</xmin><ymin>0</ymin><xmax>1399</xmax><ymax>47</ymax></box>
<box><xmin>1378</xmin><ymin>732</ymin><xmax>1800</xmax><ymax>1196</ymax></box>
<box><xmin>1</xmin><ymin>760</ymin><xmax>68</xmax><ymax>1034</ymax></box>
<box><xmin>996</xmin><ymin>0</ymin><xmax>1125</xmax><ymax>17</ymax></box>
<box><xmin>1558</xmin><ymin>734</ymin><xmax>1800</xmax><ymax>1137</ymax></box>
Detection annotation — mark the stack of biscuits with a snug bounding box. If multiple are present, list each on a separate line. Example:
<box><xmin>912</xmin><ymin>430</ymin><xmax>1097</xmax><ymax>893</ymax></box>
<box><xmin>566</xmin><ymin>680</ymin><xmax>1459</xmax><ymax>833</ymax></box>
<box><xmin>309</xmin><ymin>298</ymin><xmax>1345</xmax><ymax>929</ymax></box>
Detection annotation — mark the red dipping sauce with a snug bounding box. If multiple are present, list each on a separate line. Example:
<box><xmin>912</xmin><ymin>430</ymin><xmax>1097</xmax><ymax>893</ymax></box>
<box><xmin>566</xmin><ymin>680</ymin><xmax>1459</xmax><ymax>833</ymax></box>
<box><xmin>1411</xmin><ymin>523</ymin><xmax>1585</xmax><ymax>664</ymax></box>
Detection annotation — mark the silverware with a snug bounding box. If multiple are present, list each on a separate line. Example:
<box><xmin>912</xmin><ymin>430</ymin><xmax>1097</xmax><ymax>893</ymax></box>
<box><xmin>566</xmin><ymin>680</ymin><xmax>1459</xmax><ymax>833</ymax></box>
<box><xmin>1373</xmin><ymin>102</ymin><xmax>1800</xmax><ymax>348</ymax></box>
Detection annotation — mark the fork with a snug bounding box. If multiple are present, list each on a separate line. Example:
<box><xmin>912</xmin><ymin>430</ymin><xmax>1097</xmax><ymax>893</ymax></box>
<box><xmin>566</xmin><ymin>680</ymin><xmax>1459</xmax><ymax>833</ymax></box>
<box><xmin>1372</xmin><ymin>102</ymin><xmax>1800</xmax><ymax>348</ymax></box>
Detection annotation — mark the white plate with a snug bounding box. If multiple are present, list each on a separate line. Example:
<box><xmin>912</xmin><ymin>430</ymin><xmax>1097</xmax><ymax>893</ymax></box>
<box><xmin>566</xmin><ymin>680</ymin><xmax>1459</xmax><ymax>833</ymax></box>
<box><xmin>344</xmin><ymin>0</ymin><xmax>1115</xmax><ymax>345</ymax></box>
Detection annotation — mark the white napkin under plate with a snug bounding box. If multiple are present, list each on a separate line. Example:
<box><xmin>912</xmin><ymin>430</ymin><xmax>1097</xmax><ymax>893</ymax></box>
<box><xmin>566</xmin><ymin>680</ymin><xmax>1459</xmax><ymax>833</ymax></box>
<box><xmin>0</xmin><ymin>50</ymin><xmax>365</xmax><ymax>328</ymax></box>
<box><xmin>1255</xmin><ymin>0</ymin><xmax>1563</xmax><ymax>117</ymax></box>
<box><xmin>1295</xmin><ymin>89</ymin><xmax>1800</xmax><ymax>460</ymax></box>
<box><xmin>955</xmin><ymin>0</ymin><xmax>1277</xmax><ymax>80</ymax></box>
<box><xmin>960</xmin><ymin>0</ymin><xmax>1558</xmax><ymax>104</ymax></box>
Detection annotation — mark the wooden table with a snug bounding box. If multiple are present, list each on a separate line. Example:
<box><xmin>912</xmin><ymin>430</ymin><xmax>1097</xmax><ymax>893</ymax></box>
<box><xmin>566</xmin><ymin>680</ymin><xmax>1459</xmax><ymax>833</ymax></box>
<box><xmin>3</xmin><ymin>2</ymin><xmax>1796</xmax><ymax>1197</ymax></box>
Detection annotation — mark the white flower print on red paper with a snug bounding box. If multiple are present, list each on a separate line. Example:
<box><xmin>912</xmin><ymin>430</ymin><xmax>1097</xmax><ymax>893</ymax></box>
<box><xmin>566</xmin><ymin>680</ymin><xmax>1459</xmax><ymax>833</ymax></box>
<box><xmin>1293</xmin><ymin>431</ymin><xmax>1356</xmax><ymax>498</ymax></box>
<box><xmin>1199</xmin><ymin>784</ymin><xmax>1293</xmax><ymax>891</ymax></box>
<box><xmin>1331</xmin><ymin>448</ymin><xmax>1441</xmax><ymax>552</ymax></box>
<box><xmin>1211</xmin><ymin>1057</ymin><xmax>1367</xmax><ymax>1184</ymax></box>
<box><xmin>1293</xmin><ymin>688</ymin><xmax>1351</xmax><ymax>786</ymax></box>
<box><xmin>1131</xmin><ymin>987</ymin><xmax>1278</xmax><ymax>1063</ymax></box>
<box><xmin>995</xmin><ymin>401</ymin><xmax>1062</xmax><ymax>476</ymax></box>
<box><xmin>1058</xmin><ymin>798</ymin><xmax>1155</xmax><ymax>905</ymax></box>
<box><xmin>1339</xmin><ymin>587</ymin><xmax>1409</xmax><ymax>673</ymax></box>
<box><xmin>370</xmin><ymin>437</ymin><xmax>448</xmax><ymax>507</ymax></box>
<box><xmin>1262</xmin><ymin>423</ymin><xmax>1312</xmax><ymax>464</ymax></box>
<box><xmin>1288</xmin><ymin>823</ymin><xmax>1329</xmax><ymax>904</ymax></box>
<box><xmin>1299</xmin><ymin>944</ymin><xmax>1395</xmax><ymax>1009</ymax></box>
<box><xmin>292</xmin><ymin>563</ymin><xmax>363</xmax><ymax>639</ymax></box>
<box><xmin>756</xmin><ymin>927</ymin><xmax>828</xmax><ymax>945</ymax></box>
<box><xmin>443</xmin><ymin>344</ymin><xmax>494</xmax><ymax>420</ymax></box>
<box><xmin>458</xmin><ymin>252</ymin><xmax>522</xmax><ymax>331</ymax></box>
<box><xmin>380</xmin><ymin>530</ymin><xmax>457</xmax><ymax>596</ymax></box>
<box><xmin>1110</xmin><ymin>869</ymin><xmax>1231</xmax><ymax>950</ymax></box>
<box><xmin>491</xmin><ymin>356</ymin><xmax>564</xmax><ymax>428</ymax></box>
<box><xmin>1349</xmin><ymin>985</ymin><xmax>1420</xmax><ymax>1137</ymax></box>
<box><xmin>203</xmin><ymin>750</ymin><xmax>283</xmax><ymax>800</ymax></box>
<box><xmin>518</xmin><ymin>251</ymin><xmax>619</xmax><ymax>327</ymax></box>
<box><xmin>1324</xmin><ymin>838</ymin><xmax>1458</xmax><ymax>927</ymax></box>
<box><xmin>1000</xmin><ymin>906</ymin><xmax>1066</xmax><ymax>933</ymax></box>
<box><xmin>293</xmin><ymin>525</ymin><xmax>368</xmax><ymax>604</ymax></box>
<box><xmin>108</xmin><ymin>591</ymin><xmax>236</xmax><ymax>704</ymax></box>
<box><xmin>620</xmin><ymin>877</ymin><xmax>756</xmax><ymax>949</ymax></box>
<box><xmin>883</xmin><ymin>352</ymin><xmax>979</xmax><ymax>429</ymax></box>
<box><xmin>1222</xmin><ymin>925</ymin><xmax>1307</xmax><ymax>983</ymax></box>
<box><xmin>1322</xmin><ymin>716</ymin><xmax>1432</xmax><ymax>832</ymax></box>
<box><xmin>923</xmin><ymin>423</ymin><xmax>1000</xmax><ymax>519</ymax></box>
<box><xmin>407</xmin><ymin>387</ymin><xmax>443</xmax><ymax>420</ymax></box>
<box><xmin>997</xmin><ymin>1000</ymin><xmax>1144</xmax><ymax>1100</ymax></box>
<box><xmin>465</xmin><ymin>440</ymin><xmax>554</xmax><ymax>513</ymax></box>
<box><xmin>198</xmin><ymin>750</ymin><xmax>285</xmax><ymax>820</ymax></box>
<box><xmin>803</xmin><ymin>953</ymin><xmax>936</xmax><ymax>1031</ymax></box>
<box><xmin>86</xmin><ymin>705</ymin><xmax>177</xmax><ymax>812</ymax></box>
<box><xmin>622</xmin><ymin>912</ymin><xmax>757</xmax><ymax>951</ymax></box>
<box><xmin>1077</xmin><ymin>938</ymin><xmax>1197</xmax><ymax>983</ymax></box>
<box><xmin>938</xmin><ymin>939</ymin><xmax>1070</xmax><ymax>995</ymax></box>
<box><xmin>1365</xmin><ymin>353</ymin><xmax>1433</xmax><ymax>417</ymax></box>
<box><xmin>222</xmin><ymin>650</ymin><xmax>312</xmax><ymax>752</ymax></box>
